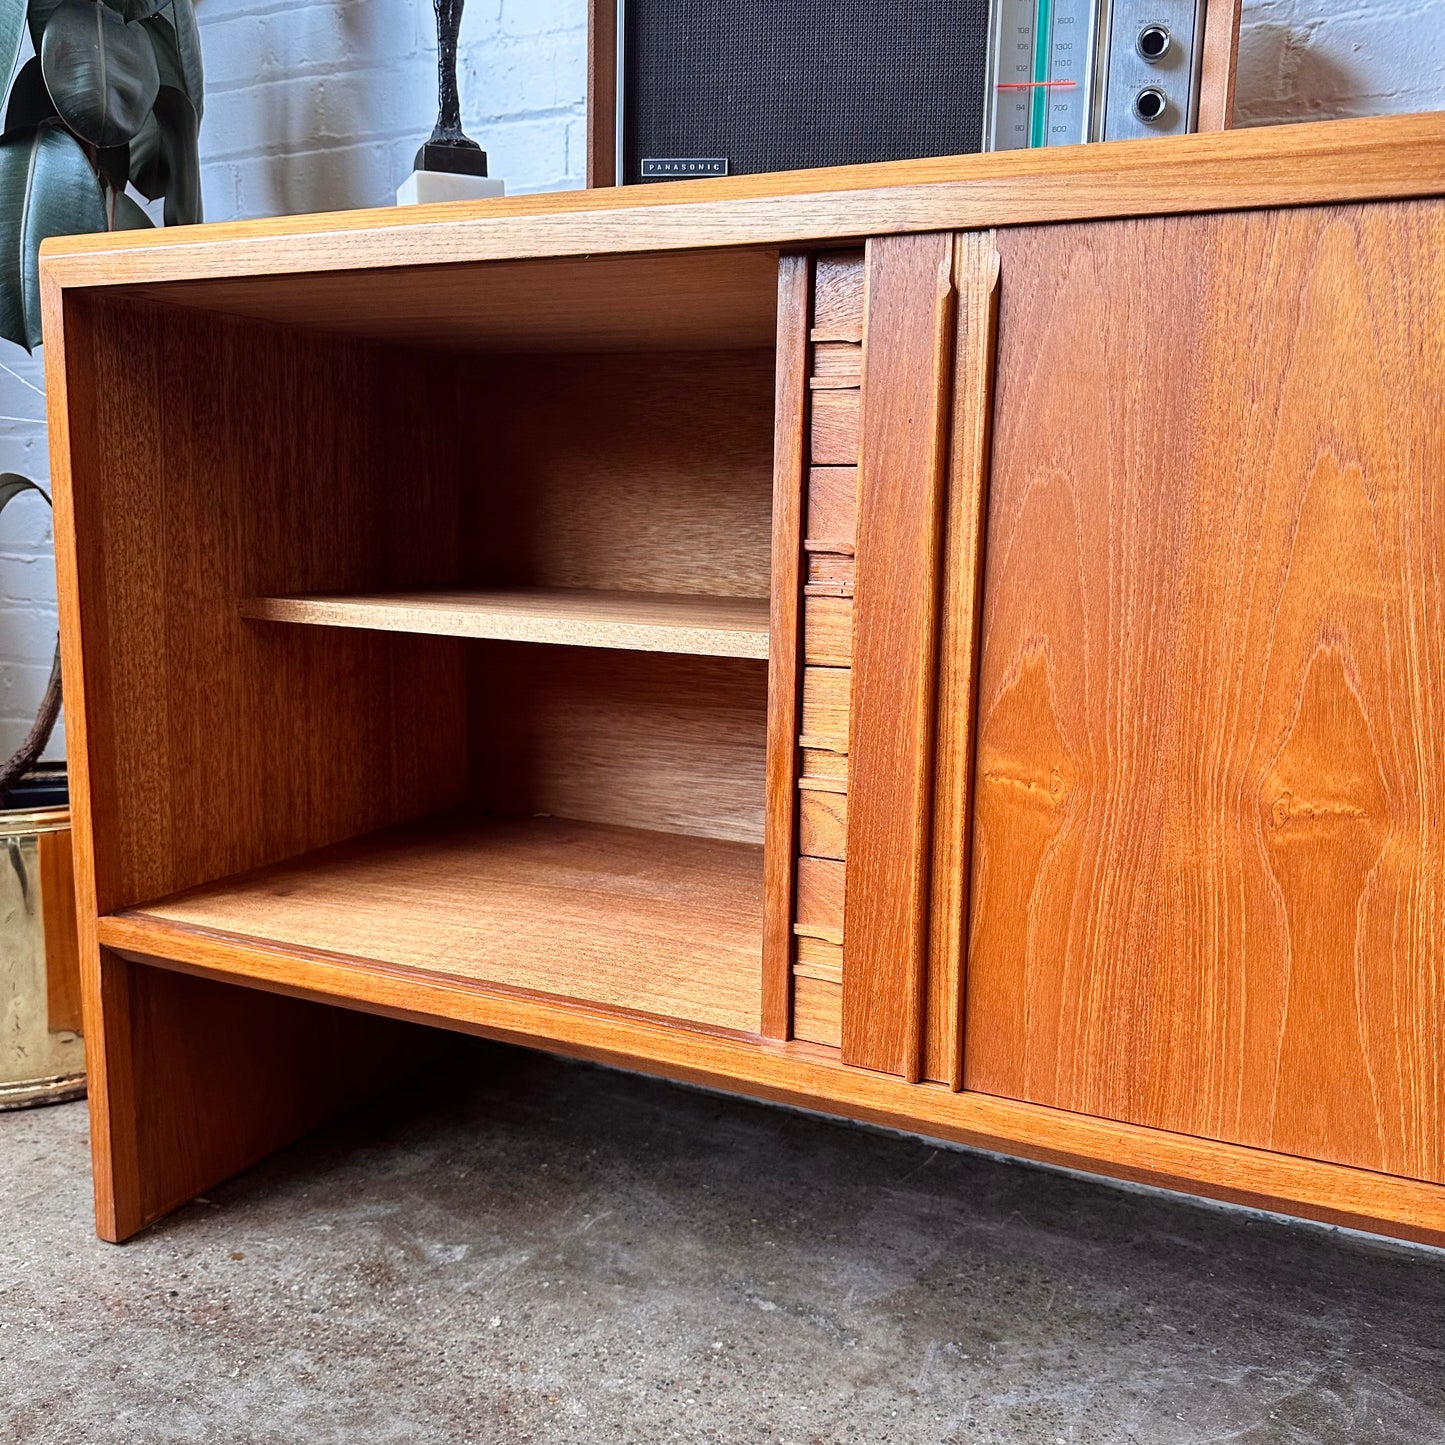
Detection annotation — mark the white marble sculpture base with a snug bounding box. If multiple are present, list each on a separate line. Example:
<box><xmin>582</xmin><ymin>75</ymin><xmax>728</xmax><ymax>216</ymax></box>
<box><xmin>396</xmin><ymin>170</ymin><xmax>507</xmax><ymax>206</ymax></box>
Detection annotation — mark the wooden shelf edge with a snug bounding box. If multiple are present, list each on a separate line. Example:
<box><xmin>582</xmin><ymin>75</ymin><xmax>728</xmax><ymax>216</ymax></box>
<box><xmin>241</xmin><ymin>589</ymin><xmax>772</xmax><ymax>660</ymax></box>
<box><xmin>96</xmin><ymin>910</ymin><xmax>1445</xmax><ymax>1248</ymax></box>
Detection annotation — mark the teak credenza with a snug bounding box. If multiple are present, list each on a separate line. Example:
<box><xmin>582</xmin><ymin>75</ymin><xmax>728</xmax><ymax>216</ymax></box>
<box><xmin>42</xmin><ymin>113</ymin><xmax>1445</xmax><ymax>1246</ymax></box>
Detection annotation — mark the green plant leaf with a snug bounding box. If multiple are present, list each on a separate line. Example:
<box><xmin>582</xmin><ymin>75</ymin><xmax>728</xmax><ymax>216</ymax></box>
<box><xmin>40</xmin><ymin>0</ymin><xmax>159</xmax><ymax>147</ymax></box>
<box><xmin>0</xmin><ymin>0</ymin><xmax>25</xmax><ymax>96</ymax></box>
<box><xmin>127</xmin><ymin>102</ymin><xmax>159</xmax><ymax>195</ymax></box>
<box><xmin>141</xmin><ymin>1</ymin><xmax>197</xmax><ymax>117</ymax></box>
<box><xmin>109</xmin><ymin>187</ymin><xmax>150</xmax><ymax>227</ymax></box>
<box><xmin>109</xmin><ymin>0</ymin><xmax>171</xmax><ymax>18</ymax></box>
<box><xmin>0</xmin><ymin>122</ymin><xmax>106</xmax><ymax>350</ymax></box>
<box><xmin>165</xmin><ymin>0</ymin><xmax>198</xmax><ymax>115</ymax></box>
<box><xmin>0</xmin><ymin>472</ymin><xmax>50</xmax><ymax>512</ymax></box>
<box><xmin>4</xmin><ymin>56</ymin><xmax>56</xmax><ymax>130</ymax></box>
<box><xmin>150</xmin><ymin>81</ymin><xmax>195</xmax><ymax>225</ymax></box>
<box><xmin>94</xmin><ymin>137</ymin><xmax>126</xmax><ymax>189</ymax></box>
<box><xmin>26</xmin><ymin>0</ymin><xmax>64</xmax><ymax>53</ymax></box>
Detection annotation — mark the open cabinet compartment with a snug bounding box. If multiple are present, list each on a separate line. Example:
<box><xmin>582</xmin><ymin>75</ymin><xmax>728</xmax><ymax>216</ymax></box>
<box><xmin>68</xmin><ymin>247</ymin><xmax>783</xmax><ymax>1034</ymax></box>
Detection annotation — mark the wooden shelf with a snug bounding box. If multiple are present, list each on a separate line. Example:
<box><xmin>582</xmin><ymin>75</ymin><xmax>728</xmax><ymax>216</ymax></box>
<box><xmin>99</xmin><ymin>815</ymin><xmax>764</xmax><ymax>1034</ymax></box>
<box><xmin>241</xmin><ymin>588</ymin><xmax>771</xmax><ymax>659</ymax></box>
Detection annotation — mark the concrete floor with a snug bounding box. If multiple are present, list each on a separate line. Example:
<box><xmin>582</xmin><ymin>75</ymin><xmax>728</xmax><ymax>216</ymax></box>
<box><xmin>2</xmin><ymin>1043</ymin><xmax>1443</xmax><ymax>1445</ymax></box>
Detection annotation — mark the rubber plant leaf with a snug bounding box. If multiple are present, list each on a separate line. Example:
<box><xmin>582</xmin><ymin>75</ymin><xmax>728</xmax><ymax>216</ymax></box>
<box><xmin>127</xmin><ymin>104</ymin><xmax>160</xmax><ymax>196</ymax></box>
<box><xmin>0</xmin><ymin>123</ymin><xmax>106</xmax><ymax>350</ymax></box>
<box><xmin>109</xmin><ymin>187</ymin><xmax>150</xmax><ymax>227</ymax></box>
<box><xmin>25</xmin><ymin>0</ymin><xmax>64</xmax><ymax>52</ymax></box>
<box><xmin>150</xmin><ymin>82</ymin><xmax>196</xmax><ymax>225</ymax></box>
<box><xmin>4</xmin><ymin>56</ymin><xmax>57</xmax><ymax>131</ymax></box>
<box><xmin>107</xmin><ymin>0</ymin><xmax>171</xmax><ymax>19</ymax></box>
<box><xmin>0</xmin><ymin>473</ymin><xmax>49</xmax><ymax>512</ymax></box>
<box><xmin>141</xmin><ymin>1</ymin><xmax>198</xmax><ymax>118</ymax></box>
<box><xmin>162</xmin><ymin>0</ymin><xmax>199</xmax><ymax>116</ymax></box>
<box><xmin>96</xmin><ymin>143</ymin><xmax>128</xmax><ymax>193</ymax></box>
<box><xmin>40</xmin><ymin>0</ymin><xmax>160</xmax><ymax>147</ymax></box>
<box><xmin>0</xmin><ymin>0</ymin><xmax>26</xmax><ymax>106</ymax></box>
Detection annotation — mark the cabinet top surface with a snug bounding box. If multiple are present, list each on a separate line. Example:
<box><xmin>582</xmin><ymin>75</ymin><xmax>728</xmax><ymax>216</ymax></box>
<box><xmin>36</xmin><ymin>112</ymin><xmax>1445</xmax><ymax>294</ymax></box>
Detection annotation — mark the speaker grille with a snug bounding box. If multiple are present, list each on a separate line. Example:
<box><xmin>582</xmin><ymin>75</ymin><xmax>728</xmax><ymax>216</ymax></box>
<box><xmin>621</xmin><ymin>0</ymin><xmax>992</xmax><ymax>182</ymax></box>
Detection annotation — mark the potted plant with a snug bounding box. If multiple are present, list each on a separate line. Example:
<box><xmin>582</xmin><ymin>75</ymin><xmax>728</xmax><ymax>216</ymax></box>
<box><xmin>0</xmin><ymin>0</ymin><xmax>202</xmax><ymax>1108</ymax></box>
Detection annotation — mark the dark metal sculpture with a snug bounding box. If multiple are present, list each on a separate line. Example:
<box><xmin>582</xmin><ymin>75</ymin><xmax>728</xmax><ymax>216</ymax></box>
<box><xmin>416</xmin><ymin>0</ymin><xmax>489</xmax><ymax>175</ymax></box>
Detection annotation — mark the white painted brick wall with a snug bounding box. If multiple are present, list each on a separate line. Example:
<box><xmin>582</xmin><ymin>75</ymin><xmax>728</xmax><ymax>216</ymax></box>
<box><xmin>0</xmin><ymin>0</ymin><xmax>1440</xmax><ymax>759</ymax></box>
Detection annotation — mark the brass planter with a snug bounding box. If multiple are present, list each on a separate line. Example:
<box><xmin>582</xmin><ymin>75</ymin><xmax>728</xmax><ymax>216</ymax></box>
<box><xmin>0</xmin><ymin>805</ymin><xmax>85</xmax><ymax>1109</ymax></box>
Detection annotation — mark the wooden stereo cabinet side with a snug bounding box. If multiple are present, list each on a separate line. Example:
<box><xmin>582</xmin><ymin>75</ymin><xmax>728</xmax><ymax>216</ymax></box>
<box><xmin>584</xmin><ymin>0</ymin><xmax>1242</xmax><ymax>188</ymax></box>
<box><xmin>40</xmin><ymin>115</ymin><xmax>1445</xmax><ymax>1247</ymax></box>
<box><xmin>585</xmin><ymin>0</ymin><xmax>617</xmax><ymax>188</ymax></box>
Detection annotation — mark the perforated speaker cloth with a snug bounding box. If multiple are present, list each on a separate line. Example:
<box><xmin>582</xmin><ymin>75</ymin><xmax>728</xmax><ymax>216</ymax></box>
<box><xmin>621</xmin><ymin>0</ymin><xmax>992</xmax><ymax>181</ymax></box>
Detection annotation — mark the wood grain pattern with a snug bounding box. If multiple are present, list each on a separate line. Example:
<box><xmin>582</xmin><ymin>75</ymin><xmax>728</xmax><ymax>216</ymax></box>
<box><xmin>803</xmin><ymin>595</ymin><xmax>852</xmax><ymax>666</ymax></box>
<box><xmin>806</xmin><ymin>467</ymin><xmax>858</xmax><ymax>548</ymax></box>
<box><xmin>40</xmin><ymin>827</ymin><xmax>83</xmax><ymax>1035</ymax></box>
<box><xmin>811</xmin><ymin>251</ymin><xmax>865</xmax><ymax>342</ymax></box>
<box><xmin>87</xmin><ymin>950</ymin><xmax>433</xmax><ymax>1241</ymax></box>
<box><xmin>471</xmin><ymin>645</ymin><xmax>767</xmax><ymax>846</ymax></box>
<box><xmin>242</xmin><ymin>588</ymin><xmax>771</xmax><ymax>659</ymax></box>
<box><xmin>804</xmin><ymin>551</ymin><xmax>855</xmax><ymax>596</ymax></box>
<box><xmin>789</xmin><ymin>259</ymin><xmax>863</xmax><ymax>1043</ymax></box>
<box><xmin>96</xmin><ymin>919</ymin><xmax>1445</xmax><ymax>1246</ymax></box>
<box><xmin>799</xmin><ymin>665</ymin><xmax>850</xmax><ymax>753</ymax></box>
<box><xmin>810</xmin><ymin>341</ymin><xmax>863</xmax><ymax>386</ymax></box>
<box><xmin>924</xmin><ymin>233</ymin><xmax>1000</xmax><ymax>1089</ymax></box>
<box><xmin>794</xmin><ymin>935</ymin><xmax>843</xmax><ymax>982</ymax></box>
<box><xmin>798</xmin><ymin>789</ymin><xmax>848</xmax><ymax>861</ymax></box>
<box><xmin>842</xmin><ymin>232</ymin><xmax>955</xmax><ymax>1079</ymax></box>
<box><xmin>130</xmin><ymin>249</ymin><xmax>782</xmax><ymax>356</ymax></box>
<box><xmin>60</xmin><ymin>296</ymin><xmax>471</xmax><ymax>918</ymax></box>
<box><xmin>794</xmin><ymin>856</ymin><xmax>846</xmax><ymax>945</ymax></box>
<box><xmin>40</xmin><ymin>117</ymin><xmax>1445</xmax><ymax>302</ymax></box>
<box><xmin>967</xmin><ymin>203</ymin><xmax>1445</xmax><ymax>1183</ymax></box>
<box><xmin>800</xmin><ymin>749</ymin><xmax>848</xmax><ymax>787</ymax></box>
<box><xmin>113</xmin><ymin>815</ymin><xmax>764</xmax><ymax>1034</ymax></box>
<box><xmin>465</xmin><ymin>349</ymin><xmax>775</xmax><ymax>600</ymax></box>
<box><xmin>44</xmin><ymin>291</ymin><xmax>472</xmax><ymax>1239</ymax></box>
<box><xmin>809</xmin><ymin>390</ymin><xmax>861</xmax><ymax>467</ymax></box>
<box><xmin>586</xmin><ymin>0</ymin><xmax>617</xmax><ymax>187</ymax></box>
<box><xmin>792</xmin><ymin>975</ymin><xmax>842</xmax><ymax>1048</ymax></box>
<box><xmin>762</xmin><ymin>253</ymin><xmax>811</xmax><ymax>1038</ymax></box>
<box><xmin>1197</xmin><ymin>0</ymin><xmax>1242</xmax><ymax>133</ymax></box>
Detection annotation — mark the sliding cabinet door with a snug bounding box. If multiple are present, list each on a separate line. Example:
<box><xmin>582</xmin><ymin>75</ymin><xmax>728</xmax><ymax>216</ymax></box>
<box><xmin>773</xmin><ymin>232</ymin><xmax>998</xmax><ymax>1080</ymax></box>
<box><xmin>963</xmin><ymin>202</ymin><xmax>1445</xmax><ymax>1182</ymax></box>
<box><xmin>832</xmin><ymin>231</ymin><xmax>999</xmax><ymax>1080</ymax></box>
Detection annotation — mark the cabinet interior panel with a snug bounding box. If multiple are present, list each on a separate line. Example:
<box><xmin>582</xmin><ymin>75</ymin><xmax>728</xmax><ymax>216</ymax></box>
<box><xmin>461</xmin><ymin>349</ymin><xmax>776</xmax><ymax>600</ymax></box>
<box><xmin>106</xmin><ymin>815</ymin><xmax>764</xmax><ymax>1034</ymax></box>
<box><xmin>469</xmin><ymin>643</ymin><xmax>767</xmax><ymax>845</ymax></box>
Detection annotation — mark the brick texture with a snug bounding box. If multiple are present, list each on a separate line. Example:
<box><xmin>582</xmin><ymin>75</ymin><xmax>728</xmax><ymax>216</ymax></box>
<box><xmin>0</xmin><ymin>0</ymin><xmax>1439</xmax><ymax>757</ymax></box>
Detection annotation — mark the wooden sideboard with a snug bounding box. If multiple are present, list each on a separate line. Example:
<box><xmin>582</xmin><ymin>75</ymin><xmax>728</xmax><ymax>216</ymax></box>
<box><xmin>41</xmin><ymin>113</ymin><xmax>1445</xmax><ymax>1245</ymax></box>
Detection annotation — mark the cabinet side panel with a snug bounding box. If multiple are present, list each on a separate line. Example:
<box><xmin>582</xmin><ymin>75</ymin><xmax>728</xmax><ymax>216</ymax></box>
<box><xmin>49</xmin><ymin>295</ymin><xmax>470</xmax><ymax>1238</ymax></box>
<box><xmin>967</xmin><ymin>202</ymin><xmax>1445</xmax><ymax>1183</ymax></box>
<box><xmin>72</xmin><ymin>298</ymin><xmax>469</xmax><ymax>912</ymax></box>
<box><xmin>112</xmin><ymin>951</ymin><xmax>434</xmax><ymax>1241</ymax></box>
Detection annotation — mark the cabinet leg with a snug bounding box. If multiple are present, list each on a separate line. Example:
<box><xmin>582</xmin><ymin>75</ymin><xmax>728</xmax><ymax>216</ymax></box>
<box><xmin>86</xmin><ymin>948</ymin><xmax>433</xmax><ymax>1242</ymax></box>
